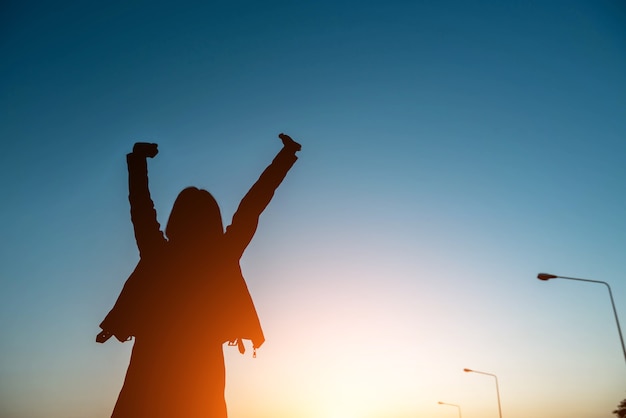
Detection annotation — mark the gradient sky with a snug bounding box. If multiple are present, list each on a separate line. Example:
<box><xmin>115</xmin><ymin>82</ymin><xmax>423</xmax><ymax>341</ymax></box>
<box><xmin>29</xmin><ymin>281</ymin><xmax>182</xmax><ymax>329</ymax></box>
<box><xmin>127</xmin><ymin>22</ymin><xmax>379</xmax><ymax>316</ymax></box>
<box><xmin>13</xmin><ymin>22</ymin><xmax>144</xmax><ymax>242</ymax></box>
<box><xmin>1</xmin><ymin>1</ymin><xmax>625</xmax><ymax>417</ymax></box>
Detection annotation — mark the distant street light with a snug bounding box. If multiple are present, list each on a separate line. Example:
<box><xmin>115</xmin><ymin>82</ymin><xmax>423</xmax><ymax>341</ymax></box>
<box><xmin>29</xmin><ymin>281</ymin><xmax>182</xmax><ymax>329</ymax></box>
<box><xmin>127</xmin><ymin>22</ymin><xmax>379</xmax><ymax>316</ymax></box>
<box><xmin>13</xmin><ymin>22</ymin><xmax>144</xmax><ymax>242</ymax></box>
<box><xmin>463</xmin><ymin>368</ymin><xmax>502</xmax><ymax>418</ymax></box>
<box><xmin>537</xmin><ymin>272</ymin><xmax>626</xmax><ymax>364</ymax></box>
<box><xmin>438</xmin><ymin>401</ymin><xmax>462</xmax><ymax>418</ymax></box>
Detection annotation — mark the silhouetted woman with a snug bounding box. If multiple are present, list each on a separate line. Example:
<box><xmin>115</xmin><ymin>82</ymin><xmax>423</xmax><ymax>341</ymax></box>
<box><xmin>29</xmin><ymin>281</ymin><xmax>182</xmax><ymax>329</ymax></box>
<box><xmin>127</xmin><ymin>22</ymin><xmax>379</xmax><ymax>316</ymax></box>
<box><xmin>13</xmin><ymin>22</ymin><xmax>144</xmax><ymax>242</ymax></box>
<box><xmin>97</xmin><ymin>134</ymin><xmax>301</xmax><ymax>417</ymax></box>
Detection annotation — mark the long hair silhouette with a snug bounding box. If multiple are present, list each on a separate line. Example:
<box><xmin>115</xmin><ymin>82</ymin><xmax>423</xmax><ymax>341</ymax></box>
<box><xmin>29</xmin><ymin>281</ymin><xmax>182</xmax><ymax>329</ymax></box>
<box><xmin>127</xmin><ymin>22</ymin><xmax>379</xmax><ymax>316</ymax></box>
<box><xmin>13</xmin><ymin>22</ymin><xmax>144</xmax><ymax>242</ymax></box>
<box><xmin>166</xmin><ymin>187</ymin><xmax>224</xmax><ymax>247</ymax></box>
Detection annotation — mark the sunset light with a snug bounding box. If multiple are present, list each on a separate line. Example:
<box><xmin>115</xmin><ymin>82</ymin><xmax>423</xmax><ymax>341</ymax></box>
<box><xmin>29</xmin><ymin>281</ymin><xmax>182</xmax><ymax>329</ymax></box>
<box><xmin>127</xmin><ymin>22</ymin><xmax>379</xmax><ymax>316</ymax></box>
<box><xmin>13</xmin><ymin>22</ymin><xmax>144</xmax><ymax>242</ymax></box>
<box><xmin>1</xmin><ymin>1</ymin><xmax>625</xmax><ymax>417</ymax></box>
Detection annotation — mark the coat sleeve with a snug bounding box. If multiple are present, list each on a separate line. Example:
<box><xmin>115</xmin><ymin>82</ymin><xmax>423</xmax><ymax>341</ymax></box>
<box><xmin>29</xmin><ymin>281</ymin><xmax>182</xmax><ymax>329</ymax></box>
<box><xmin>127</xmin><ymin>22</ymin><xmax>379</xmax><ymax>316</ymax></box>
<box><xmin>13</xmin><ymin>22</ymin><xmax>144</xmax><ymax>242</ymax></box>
<box><xmin>224</xmin><ymin>146</ymin><xmax>298</xmax><ymax>258</ymax></box>
<box><xmin>96</xmin><ymin>154</ymin><xmax>166</xmax><ymax>343</ymax></box>
<box><xmin>127</xmin><ymin>153</ymin><xmax>166</xmax><ymax>257</ymax></box>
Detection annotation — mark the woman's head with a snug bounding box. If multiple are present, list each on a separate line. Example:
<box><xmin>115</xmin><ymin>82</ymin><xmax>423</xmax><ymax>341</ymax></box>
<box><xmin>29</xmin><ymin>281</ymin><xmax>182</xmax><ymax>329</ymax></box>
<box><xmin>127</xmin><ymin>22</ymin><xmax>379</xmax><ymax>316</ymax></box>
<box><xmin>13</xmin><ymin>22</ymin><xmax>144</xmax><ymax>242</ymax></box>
<box><xmin>165</xmin><ymin>187</ymin><xmax>224</xmax><ymax>247</ymax></box>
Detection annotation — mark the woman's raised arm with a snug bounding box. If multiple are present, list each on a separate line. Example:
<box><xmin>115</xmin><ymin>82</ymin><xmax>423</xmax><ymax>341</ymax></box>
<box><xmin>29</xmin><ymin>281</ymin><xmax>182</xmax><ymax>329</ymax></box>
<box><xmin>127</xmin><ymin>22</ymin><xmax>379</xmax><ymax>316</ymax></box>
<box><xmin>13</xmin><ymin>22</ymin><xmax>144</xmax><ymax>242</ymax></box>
<box><xmin>225</xmin><ymin>134</ymin><xmax>301</xmax><ymax>259</ymax></box>
<box><xmin>127</xmin><ymin>142</ymin><xmax>166</xmax><ymax>258</ymax></box>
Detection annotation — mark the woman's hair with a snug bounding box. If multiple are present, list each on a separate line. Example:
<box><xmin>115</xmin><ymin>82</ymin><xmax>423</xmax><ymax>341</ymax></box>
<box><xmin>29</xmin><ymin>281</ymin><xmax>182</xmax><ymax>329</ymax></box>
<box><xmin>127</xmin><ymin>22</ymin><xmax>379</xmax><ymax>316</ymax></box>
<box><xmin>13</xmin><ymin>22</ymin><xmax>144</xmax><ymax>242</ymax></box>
<box><xmin>165</xmin><ymin>187</ymin><xmax>224</xmax><ymax>245</ymax></box>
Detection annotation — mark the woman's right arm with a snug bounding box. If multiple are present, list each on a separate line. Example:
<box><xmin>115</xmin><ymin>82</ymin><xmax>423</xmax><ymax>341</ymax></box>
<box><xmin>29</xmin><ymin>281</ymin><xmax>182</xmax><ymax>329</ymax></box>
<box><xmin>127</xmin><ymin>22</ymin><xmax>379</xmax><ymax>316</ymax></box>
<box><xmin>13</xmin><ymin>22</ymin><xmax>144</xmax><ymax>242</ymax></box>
<box><xmin>127</xmin><ymin>143</ymin><xmax>166</xmax><ymax>257</ymax></box>
<box><xmin>224</xmin><ymin>134</ymin><xmax>301</xmax><ymax>259</ymax></box>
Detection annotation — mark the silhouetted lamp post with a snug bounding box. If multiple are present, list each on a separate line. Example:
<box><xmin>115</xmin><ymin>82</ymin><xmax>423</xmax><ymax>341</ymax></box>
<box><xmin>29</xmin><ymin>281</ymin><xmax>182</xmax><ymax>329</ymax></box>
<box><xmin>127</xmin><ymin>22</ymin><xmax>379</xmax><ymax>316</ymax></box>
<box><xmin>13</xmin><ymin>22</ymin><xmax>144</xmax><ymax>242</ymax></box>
<box><xmin>463</xmin><ymin>368</ymin><xmax>502</xmax><ymax>418</ymax></box>
<box><xmin>438</xmin><ymin>401</ymin><xmax>462</xmax><ymax>418</ymax></box>
<box><xmin>537</xmin><ymin>273</ymin><xmax>626</xmax><ymax>364</ymax></box>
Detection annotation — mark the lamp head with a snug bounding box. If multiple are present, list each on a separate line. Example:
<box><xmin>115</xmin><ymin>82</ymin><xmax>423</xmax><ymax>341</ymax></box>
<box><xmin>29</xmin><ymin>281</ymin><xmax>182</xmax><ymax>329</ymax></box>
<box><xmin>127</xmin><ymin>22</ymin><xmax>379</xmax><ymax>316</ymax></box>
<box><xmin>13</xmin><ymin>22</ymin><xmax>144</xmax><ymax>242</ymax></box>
<box><xmin>537</xmin><ymin>273</ymin><xmax>558</xmax><ymax>281</ymax></box>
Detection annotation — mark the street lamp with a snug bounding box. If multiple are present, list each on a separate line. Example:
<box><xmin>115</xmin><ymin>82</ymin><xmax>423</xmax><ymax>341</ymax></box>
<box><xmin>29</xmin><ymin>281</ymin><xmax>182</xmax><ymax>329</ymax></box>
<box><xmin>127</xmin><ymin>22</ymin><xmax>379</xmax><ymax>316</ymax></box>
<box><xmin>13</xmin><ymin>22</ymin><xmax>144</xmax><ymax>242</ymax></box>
<box><xmin>463</xmin><ymin>368</ymin><xmax>502</xmax><ymax>418</ymax></box>
<box><xmin>537</xmin><ymin>272</ymin><xmax>626</xmax><ymax>364</ymax></box>
<box><xmin>438</xmin><ymin>401</ymin><xmax>462</xmax><ymax>418</ymax></box>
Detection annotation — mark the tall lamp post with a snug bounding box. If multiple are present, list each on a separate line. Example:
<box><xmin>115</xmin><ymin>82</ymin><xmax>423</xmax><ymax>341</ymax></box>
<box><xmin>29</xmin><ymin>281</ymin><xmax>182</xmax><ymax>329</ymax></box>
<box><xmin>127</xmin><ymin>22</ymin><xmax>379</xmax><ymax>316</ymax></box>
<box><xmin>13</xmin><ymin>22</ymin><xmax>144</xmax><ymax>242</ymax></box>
<box><xmin>463</xmin><ymin>368</ymin><xmax>502</xmax><ymax>418</ymax></box>
<box><xmin>438</xmin><ymin>401</ymin><xmax>462</xmax><ymax>418</ymax></box>
<box><xmin>537</xmin><ymin>273</ymin><xmax>626</xmax><ymax>364</ymax></box>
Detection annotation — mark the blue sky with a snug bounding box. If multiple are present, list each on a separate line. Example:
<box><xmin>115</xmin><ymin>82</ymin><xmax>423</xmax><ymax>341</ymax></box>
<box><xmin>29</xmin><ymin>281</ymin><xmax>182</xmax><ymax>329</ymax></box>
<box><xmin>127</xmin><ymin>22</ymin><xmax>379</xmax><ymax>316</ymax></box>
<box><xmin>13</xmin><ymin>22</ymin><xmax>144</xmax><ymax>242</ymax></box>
<box><xmin>1</xmin><ymin>1</ymin><xmax>625</xmax><ymax>417</ymax></box>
